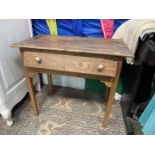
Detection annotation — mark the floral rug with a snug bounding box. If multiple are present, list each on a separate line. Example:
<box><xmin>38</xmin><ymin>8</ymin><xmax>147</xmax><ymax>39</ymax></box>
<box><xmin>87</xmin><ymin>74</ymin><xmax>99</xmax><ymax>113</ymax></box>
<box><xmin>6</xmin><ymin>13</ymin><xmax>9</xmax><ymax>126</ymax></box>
<box><xmin>0</xmin><ymin>86</ymin><xmax>126</xmax><ymax>135</ymax></box>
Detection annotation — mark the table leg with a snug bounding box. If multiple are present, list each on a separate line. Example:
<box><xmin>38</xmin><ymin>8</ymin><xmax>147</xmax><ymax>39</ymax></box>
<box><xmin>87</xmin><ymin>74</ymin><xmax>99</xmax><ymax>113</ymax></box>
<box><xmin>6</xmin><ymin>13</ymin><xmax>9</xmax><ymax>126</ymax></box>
<box><xmin>26</xmin><ymin>75</ymin><xmax>38</xmax><ymax>115</ymax></box>
<box><xmin>105</xmin><ymin>87</ymin><xmax>110</xmax><ymax>102</ymax></box>
<box><xmin>47</xmin><ymin>73</ymin><xmax>53</xmax><ymax>94</ymax></box>
<box><xmin>103</xmin><ymin>60</ymin><xmax>123</xmax><ymax>127</ymax></box>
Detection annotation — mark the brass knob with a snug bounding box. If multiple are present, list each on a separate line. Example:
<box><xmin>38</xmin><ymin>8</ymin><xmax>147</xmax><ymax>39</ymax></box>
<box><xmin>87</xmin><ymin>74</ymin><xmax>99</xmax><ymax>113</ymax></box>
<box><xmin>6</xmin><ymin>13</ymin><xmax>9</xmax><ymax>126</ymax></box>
<box><xmin>97</xmin><ymin>64</ymin><xmax>104</xmax><ymax>72</ymax></box>
<box><xmin>35</xmin><ymin>57</ymin><xmax>41</xmax><ymax>64</ymax></box>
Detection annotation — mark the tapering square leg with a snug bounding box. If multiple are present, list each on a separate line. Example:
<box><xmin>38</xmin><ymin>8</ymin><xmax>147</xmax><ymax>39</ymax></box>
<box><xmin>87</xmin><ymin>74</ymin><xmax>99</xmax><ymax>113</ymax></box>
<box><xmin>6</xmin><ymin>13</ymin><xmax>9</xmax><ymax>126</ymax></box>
<box><xmin>103</xmin><ymin>60</ymin><xmax>123</xmax><ymax>127</ymax></box>
<box><xmin>47</xmin><ymin>73</ymin><xmax>53</xmax><ymax>94</ymax></box>
<box><xmin>25</xmin><ymin>75</ymin><xmax>38</xmax><ymax>115</ymax></box>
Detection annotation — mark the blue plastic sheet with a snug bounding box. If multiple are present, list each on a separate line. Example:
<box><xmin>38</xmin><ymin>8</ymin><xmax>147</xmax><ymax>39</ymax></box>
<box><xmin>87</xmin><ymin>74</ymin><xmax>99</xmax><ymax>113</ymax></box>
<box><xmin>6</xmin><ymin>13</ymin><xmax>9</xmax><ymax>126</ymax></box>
<box><xmin>32</xmin><ymin>19</ymin><xmax>128</xmax><ymax>38</ymax></box>
<box><xmin>56</xmin><ymin>19</ymin><xmax>75</xmax><ymax>36</ymax></box>
<box><xmin>56</xmin><ymin>19</ymin><xmax>103</xmax><ymax>38</ymax></box>
<box><xmin>32</xmin><ymin>19</ymin><xmax>50</xmax><ymax>36</ymax></box>
<box><xmin>82</xmin><ymin>19</ymin><xmax>103</xmax><ymax>37</ymax></box>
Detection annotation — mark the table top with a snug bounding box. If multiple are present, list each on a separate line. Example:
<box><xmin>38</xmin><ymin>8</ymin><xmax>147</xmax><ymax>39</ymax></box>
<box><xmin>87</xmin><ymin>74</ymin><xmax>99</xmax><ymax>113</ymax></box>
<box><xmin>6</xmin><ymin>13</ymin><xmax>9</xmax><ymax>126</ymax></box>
<box><xmin>12</xmin><ymin>35</ymin><xmax>133</xmax><ymax>58</ymax></box>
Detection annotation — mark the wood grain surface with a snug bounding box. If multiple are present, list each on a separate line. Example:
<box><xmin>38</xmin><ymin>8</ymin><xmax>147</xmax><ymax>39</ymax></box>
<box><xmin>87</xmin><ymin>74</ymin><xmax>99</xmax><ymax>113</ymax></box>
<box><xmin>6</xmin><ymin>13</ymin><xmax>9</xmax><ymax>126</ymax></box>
<box><xmin>24</xmin><ymin>51</ymin><xmax>118</xmax><ymax>78</ymax></box>
<box><xmin>12</xmin><ymin>35</ymin><xmax>133</xmax><ymax>58</ymax></box>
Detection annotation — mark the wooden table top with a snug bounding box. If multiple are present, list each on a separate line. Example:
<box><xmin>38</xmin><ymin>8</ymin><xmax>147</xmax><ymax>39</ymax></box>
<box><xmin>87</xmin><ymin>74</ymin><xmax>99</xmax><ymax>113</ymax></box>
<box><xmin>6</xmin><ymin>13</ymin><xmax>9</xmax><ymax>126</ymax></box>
<box><xmin>12</xmin><ymin>35</ymin><xmax>133</xmax><ymax>58</ymax></box>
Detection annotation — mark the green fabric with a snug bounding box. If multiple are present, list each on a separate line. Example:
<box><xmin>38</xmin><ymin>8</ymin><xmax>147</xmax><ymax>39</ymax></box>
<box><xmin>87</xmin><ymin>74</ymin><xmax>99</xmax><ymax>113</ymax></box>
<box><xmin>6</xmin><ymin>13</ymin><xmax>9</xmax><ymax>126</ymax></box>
<box><xmin>85</xmin><ymin>79</ymin><xmax>106</xmax><ymax>94</ymax></box>
<box><xmin>85</xmin><ymin>78</ymin><xmax>123</xmax><ymax>94</ymax></box>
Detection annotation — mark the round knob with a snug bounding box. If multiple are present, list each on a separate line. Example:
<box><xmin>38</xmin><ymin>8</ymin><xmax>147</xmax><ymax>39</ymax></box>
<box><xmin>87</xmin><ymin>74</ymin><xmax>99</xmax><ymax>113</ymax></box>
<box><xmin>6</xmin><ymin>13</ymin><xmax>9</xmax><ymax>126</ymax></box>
<box><xmin>97</xmin><ymin>64</ymin><xmax>104</xmax><ymax>72</ymax></box>
<box><xmin>35</xmin><ymin>57</ymin><xmax>41</xmax><ymax>64</ymax></box>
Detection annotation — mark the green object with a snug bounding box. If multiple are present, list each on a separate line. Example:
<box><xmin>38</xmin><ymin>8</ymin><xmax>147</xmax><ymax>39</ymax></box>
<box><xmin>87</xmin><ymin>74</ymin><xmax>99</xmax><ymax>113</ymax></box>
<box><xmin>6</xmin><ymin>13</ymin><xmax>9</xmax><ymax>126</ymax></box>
<box><xmin>85</xmin><ymin>77</ymin><xmax>123</xmax><ymax>94</ymax></box>
<box><xmin>85</xmin><ymin>79</ymin><xmax>106</xmax><ymax>94</ymax></box>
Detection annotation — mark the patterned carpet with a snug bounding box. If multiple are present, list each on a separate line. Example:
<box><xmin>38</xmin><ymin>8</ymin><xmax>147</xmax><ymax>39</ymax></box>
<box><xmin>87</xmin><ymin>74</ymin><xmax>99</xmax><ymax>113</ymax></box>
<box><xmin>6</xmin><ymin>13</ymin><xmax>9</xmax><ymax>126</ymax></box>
<box><xmin>0</xmin><ymin>86</ymin><xmax>127</xmax><ymax>135</ymax></box>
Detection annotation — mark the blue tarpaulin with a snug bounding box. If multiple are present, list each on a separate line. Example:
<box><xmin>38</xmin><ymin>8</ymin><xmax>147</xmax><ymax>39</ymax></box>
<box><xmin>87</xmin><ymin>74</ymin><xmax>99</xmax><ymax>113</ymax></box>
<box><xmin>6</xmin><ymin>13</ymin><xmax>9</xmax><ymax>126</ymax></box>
<box><xmin>32</xmin><ymin>19</ymin><xmax>50</xmax><ymax>36</ymax></box>
<box><xmin>56</xmin><ymin>19</ymin><xmax>103</xmax><ymax>37</ymax></box>
<box><xmin>32</xmin><ymin>19</ymin><xmax>128</xmax><ymax>38</ymax></box>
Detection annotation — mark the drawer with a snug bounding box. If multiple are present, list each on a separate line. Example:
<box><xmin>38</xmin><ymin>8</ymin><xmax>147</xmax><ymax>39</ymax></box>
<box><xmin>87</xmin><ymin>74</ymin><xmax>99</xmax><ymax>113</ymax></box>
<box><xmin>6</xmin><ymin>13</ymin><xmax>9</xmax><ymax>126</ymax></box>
<box><xmin>23</xmin><ymin>51</ymin><xmax>118</xmax><ymax>77</ymax></box>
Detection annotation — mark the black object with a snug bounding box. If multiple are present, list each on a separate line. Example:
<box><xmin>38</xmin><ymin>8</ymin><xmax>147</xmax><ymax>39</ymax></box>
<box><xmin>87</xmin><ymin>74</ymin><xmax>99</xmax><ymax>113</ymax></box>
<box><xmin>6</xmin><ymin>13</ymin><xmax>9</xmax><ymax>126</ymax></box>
<box><xmin>121</xmin><ymin>38</ymin><xmax>155</xmax><ymax>135</ymax></box>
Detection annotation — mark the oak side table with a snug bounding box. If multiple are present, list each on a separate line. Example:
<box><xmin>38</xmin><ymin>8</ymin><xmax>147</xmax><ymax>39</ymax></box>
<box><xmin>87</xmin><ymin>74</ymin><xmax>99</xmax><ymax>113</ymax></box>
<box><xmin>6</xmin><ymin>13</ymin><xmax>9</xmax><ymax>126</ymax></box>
<box><xmin>12</xmin><ymin>35</ymin><xmax>132</xmax><ymax>127</ymax></box>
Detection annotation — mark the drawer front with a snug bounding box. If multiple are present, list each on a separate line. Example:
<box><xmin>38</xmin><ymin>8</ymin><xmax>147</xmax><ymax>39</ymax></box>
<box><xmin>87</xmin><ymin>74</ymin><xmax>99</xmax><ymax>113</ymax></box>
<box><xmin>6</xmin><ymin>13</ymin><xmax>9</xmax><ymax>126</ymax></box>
<box><xmin>23</xmin><ymin>51</ymin><xmax>118</xmax><ymax>77</ymax></box>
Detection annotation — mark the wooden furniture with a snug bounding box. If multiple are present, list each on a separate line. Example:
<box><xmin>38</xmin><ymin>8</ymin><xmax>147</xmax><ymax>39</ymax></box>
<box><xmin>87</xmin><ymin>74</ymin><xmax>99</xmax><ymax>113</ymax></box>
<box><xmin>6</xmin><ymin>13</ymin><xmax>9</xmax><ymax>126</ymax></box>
<box><xmin>12</xmin><ymin>35</ymin><xmax>132</xmax><ymax>127</ymax></box>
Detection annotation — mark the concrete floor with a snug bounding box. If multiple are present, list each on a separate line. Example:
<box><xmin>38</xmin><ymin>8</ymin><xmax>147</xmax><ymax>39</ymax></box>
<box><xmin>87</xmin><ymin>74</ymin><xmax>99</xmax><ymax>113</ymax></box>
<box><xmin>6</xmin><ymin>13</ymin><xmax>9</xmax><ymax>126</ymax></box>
<box><xmin>0</xmin><ymin>86</ymin><xmax>141</xmax><ymax>135</ymax></box>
